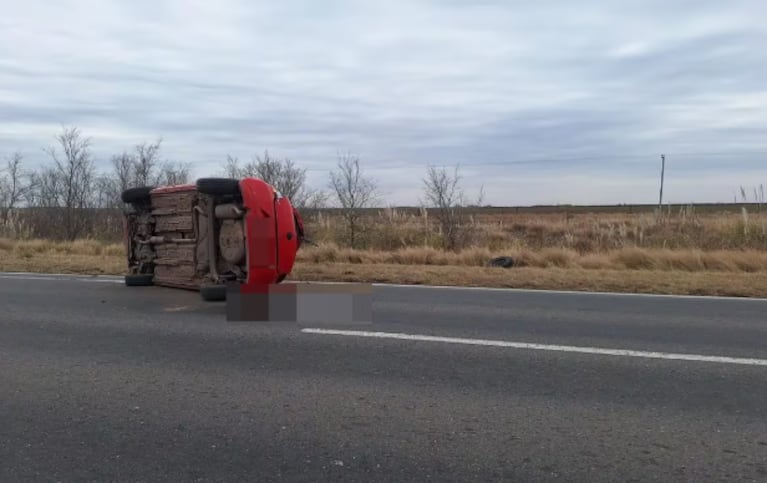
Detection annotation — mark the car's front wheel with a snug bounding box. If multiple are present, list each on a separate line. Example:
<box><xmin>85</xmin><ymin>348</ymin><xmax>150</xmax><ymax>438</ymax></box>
<box><xmin>200</xmin><ymin>283</ymin><xmax>227</xmax><ymax>301</ymax></box>
<box><xmin>121</xmin><ymin>186</ymin><xmax>154</xmax><ymax>204</ymax></box>
<box><xmin>196</xmin><ymin>178</ymin><xmax>241</xmax><ymax>196</ymax></box>
<box><xmin>124</xmin><ymin>274</ymin><xmax>154</xmax><ymax>286</ymax></box>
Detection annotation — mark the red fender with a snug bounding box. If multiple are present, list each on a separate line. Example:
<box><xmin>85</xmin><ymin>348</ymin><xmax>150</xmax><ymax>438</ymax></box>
<box><xmin>239</xmin><ymin>178</ymin><xmax>300</xmax><ymax>285</ymax></box>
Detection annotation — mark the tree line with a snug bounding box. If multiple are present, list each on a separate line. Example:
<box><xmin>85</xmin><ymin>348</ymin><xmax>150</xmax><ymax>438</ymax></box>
<box><xmin>0</xmin><ymin>126</ymin><xmax>193</xmax><ymax>240</ymax></box>
<box><xmin>1</xmin><ymin>125</ymin><xmax>482</xmax><ymax>249</ymax></box>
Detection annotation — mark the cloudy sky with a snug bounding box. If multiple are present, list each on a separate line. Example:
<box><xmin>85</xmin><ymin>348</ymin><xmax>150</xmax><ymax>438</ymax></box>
<box><xmin>1</xmin><ymin>0</ymin><xmax>765</xmax><ymax>205</ymax></box>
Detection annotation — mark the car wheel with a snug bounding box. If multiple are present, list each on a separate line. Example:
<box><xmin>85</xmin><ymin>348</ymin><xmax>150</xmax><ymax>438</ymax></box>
<box><xmin>125</xmin><ymin>274</ymin><xmax>154</xmax><ymax>286</ymax></box>
<box><xmin>200</xmin><ymin>283</ymin><xmax>227</xmax><ymax>301</ymax></box>
<box><xmin>196</xmin><ymin>178</ymin><xmax>241</xmax><ymax>196</ymax></box>
<box><xmin>121</xmin><ymin>186</ymin><xmax>154</xmax><ymax>204</ymax></box>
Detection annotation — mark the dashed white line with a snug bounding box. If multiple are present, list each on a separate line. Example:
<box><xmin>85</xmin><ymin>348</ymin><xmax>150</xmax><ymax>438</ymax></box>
<box><xmin>301</xmin><ymin>328</ymin><xmax>767</xmax><ymax>367</ymax></box>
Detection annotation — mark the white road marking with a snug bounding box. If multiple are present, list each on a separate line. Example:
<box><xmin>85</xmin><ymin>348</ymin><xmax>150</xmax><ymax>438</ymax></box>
<box><xmin>292</xmin><ymin>280</ymin><xmax>767</xmax><ymax>302</ymax></box>
<box><xmin>0</xmin><ymin>274</ymin><xmax>122</xmax><ymax>283</ymax></box>
<box><xmin>371</xmin><ymin>283</ymin><xmax>767</xmax><ymax>302</ymax></box>
<box><xmin>1</xmin><ymin>272</ymin><xmax>766</xmax><ymax>301</ymax></box>
<box><xmin>301</xmin><ymin>328</ymin><xmax>767</xmax><ymax>367</ymax></box>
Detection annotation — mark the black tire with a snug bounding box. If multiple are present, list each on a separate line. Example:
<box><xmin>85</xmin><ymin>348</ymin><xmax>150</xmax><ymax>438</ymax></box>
<box><xmin>121</xmin><ymin>186</ymin><xmax>154</xmax><ymax>204</ymax></box>
<box><xmin>487</xmin><ymin>256</ymin><xmax>515</xmax><ymax>268</ymax></box>
<box><xmin>125</xmin><ymin>274</ymin><xmax>154</xmax><ymax>286</ymax></box>
<box><xmin>200</xmin><ymin>283</ymin><xmax>227</xmax><ymax>301</ymax></box>
<box><xmin>196</xmin><ymin>178</ymin><xmax>241</xmax><ymax>196</ymax></box>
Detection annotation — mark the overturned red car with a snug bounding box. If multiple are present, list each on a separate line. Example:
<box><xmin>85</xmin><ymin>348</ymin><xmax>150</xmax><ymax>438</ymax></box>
<box><xmin>121</xmin><ymin>177</ymin><xmax>305</xmax><ymax>301</ymax></box>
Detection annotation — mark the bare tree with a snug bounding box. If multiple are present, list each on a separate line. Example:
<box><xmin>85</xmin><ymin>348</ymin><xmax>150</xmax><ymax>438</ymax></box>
<box><xmin>329</xmin><ymin>153</ymin><xmax>378</xmax><ymax>248</ymax></box>
<box><xmin>90</xmin><ymin>151</ymin><xmax>136</xmax><ymax>208</ymax></box>
<box><xmin>133</xmin><ymin>139</ymin><xmax>162</xmax><ymax>186</ymax></box>
<box><xmin>23</xmin><ymin>171</ymin><xmax>41</xmax><ymax>208</ymax></box>
<box><xmin>0</xmin><ymin>152</ymin><xmax>27</xmax><ymax>225</ymax></box>
<box><xmin>158</xmin><ymin>160</ymin><xmax>192</xmax><ymax>186</ymax></box>
<box><xmin>222</xmin><ymin>153</ymin><xmax>260</xmax><ymax>179</ymax></box>
<box><xmin>253</xmin><ymin>151</ymin><xmax>309</xmax><ymax>205</ymax></box>
<box><xmin>475</xmin><ymin>183</ymin><xmax>485</xmax><ymax>207</ymax></box>
<box><xmin>111</xmin><ymin>151</ymin><xmax>135</xmax><ymax>193</ymax></box>
<box><xmin>43</xmin><ymin>126</ymin><xmax>96</xmax><ymax>240</ymax></box>
<box><xmin>0</xmin><ymin>169</ymin><xmax>7</xmax><ymax>214</ymax></box>
<box><xmin>224</xmin><ymin>151</ymin><xmax>310</xmax><ymax>207</ymax></box>
<box><xmin>92</xmin><ymin>175</ymin><xmax>117</xmax><ymax>209</ymax></box>
<box><xmin>104</xmin><ymin>139</ymin><xmax>174</xmax><ymax>206</ymax></box>
<box><xmin>28</xmin><ymin>167</ymin><xmax>62</xmax><ymax>208</ymax></box>
<box><xmin>421</xmin><ymin>164</ymin><xmax>466</xmax><ymax>250</ymax></box>
<box><xmin>304</xmin><ymin>190</ymin><xmax>331</xmax><ymax>210</ymax></box>
<box><xmin>272</xmin><ymin>159</ymin><xmax>307</xmax><ymax>205</ymax></box>
<box><xmin>223</xmin><ymin>154</ymin><xmax>242</xmax><ymax>178</ymax></box>
<box><xmin>252</xmin><ymin>150</ymin><xmax>281</xmax><ymax>184</ymax></box>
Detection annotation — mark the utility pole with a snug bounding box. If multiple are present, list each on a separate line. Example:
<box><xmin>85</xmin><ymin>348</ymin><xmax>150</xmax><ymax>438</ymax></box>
<box><xmin>658</xmin><ymin>154</ymin><xmax>666</xmax><ymax>211</ymax></box>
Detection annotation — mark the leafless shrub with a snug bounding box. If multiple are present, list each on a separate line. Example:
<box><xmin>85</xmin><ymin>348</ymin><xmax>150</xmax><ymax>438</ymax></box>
<box><xmin>157</xmin><ymin>160</ymin><xmax>192</xmax><ymax>186</ymax></box>
<box><xmin>329</xmin><ymin>153</ymin><xmax>378</xmax><ymax>248</ymax></box>
<box><xmin>304</xmin><ymin>190</ymin><xmax>331</xmax><ymax>209</ymax></box>
<box><xmin>99</xmin><ymin>139</ymin><xmax>186</xmax><ymax>207</ymax></box>
<box><xmin>111</xmin><ymin>151</ymin><xmax>135</xmax><ymax>191</ymax></box>
<box><xmin>39</xmin><ymin>126</ymin><xmax>97</xmax><ymax>240</ymax></box>
<box><xmin>225</xmin><ymin>150</ymin><xmax>313</xmax><ymax>207</ymax></box>
<box><xmin>0</xmin><ymin>152</ymin><xmax>28</xmax><ymax>227</ymax></box>
<box><xmin>92</xmin><ymin>175</ymin><xmax>119</xmax><ymax>209</ymax></box>
<box><xmin>421</xmin><ymin>164</ymin><xmax>466</xmax><ymax>250</ymax></box>
<box><xmin>223</xmin><ymin>154</ymin><xmax>242</xmax><ymax>179</ymax></box>
<box><xmin>132</xmin><ymin>139</ymin><xmax>163</xmax><ymax>187</ymax></box>
<box><xmin>256</xmin><ymin>152</ymin><xmax>308</xmax><ymax>206</ymax></box>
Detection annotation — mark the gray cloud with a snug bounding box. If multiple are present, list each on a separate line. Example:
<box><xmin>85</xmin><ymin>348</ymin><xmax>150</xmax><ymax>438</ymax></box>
<box><xmin>1</xmin><ymin>0</ymin><xmax>765</xmax><ymax>205</ymax></box>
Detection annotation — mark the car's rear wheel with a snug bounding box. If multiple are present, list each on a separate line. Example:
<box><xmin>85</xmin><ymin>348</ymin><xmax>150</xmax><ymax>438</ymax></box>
<box><xmin>121</xmin><ymin>186</ymin><xmax>154</xmax><ymax>204</ymax></box>
<box><xmin>200</xmin><ymin>283</ymin><xmax>227</xmax><ymax>301</ymax></box>
<box><xmin>196</xmin><ymin>178</ymin><xmax>241</xmax><ymax>196</ymax></box>
<box><xmin>125</xmin><ymin>274</ymin><xmax>153</xmax><ymax>286</ymax></box>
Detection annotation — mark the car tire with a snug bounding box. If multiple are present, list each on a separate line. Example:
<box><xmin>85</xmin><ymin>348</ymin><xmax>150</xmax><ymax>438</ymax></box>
<box><xmin>200</xmin><ymin>283</ymin><xmax>227</xmax><ymax>301</ymax></box>
<box><xmin>196</xmin><ymin>178</ymin><xmax>241</xmax><ymax>196</ymax></box>
<box><xmin>121</xmin><ymin>186</ymin><xmax>154</xmax><ymax>204</ymax></box>
<box><xmin>125</xmin><ymin>274</ymin><xmax>154</xmax><ymax>286</ymax></box>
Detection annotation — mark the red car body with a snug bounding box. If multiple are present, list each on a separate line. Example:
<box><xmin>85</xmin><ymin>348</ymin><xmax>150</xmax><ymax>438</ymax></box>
<box><xmin>121</xmin><ymin>177</ymin><xmax>304</xmax><ymax>300</ymax></box>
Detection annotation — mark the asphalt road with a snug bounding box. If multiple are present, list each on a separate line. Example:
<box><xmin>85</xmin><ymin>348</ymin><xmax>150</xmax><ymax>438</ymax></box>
<box><xmin>1</xmin><ymin>273</ymin><xmax>766</xmax><ymax>482</ymax></box>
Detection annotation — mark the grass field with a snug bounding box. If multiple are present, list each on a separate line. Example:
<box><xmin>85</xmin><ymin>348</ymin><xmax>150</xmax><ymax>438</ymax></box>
<box><xmin>1</xmin><ymin>201</ymin><xmax>765</xmax><ymax>296</ymax></box>
<box><xmin>1</xmin><ymin>233</ymin><xmax>766</xmax><ymax>297</ymax></box>
<box><xmin>304</xmin><ymin>204</ymin><xmax>767</xmax><ymax>252</ymax></box>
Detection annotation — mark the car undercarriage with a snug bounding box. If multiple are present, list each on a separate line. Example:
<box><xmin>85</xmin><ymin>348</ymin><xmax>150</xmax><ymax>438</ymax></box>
<box><xmin>121</xmin><ymin>177</ymin><xmax>303</xmax><ymax>300</ymax></box>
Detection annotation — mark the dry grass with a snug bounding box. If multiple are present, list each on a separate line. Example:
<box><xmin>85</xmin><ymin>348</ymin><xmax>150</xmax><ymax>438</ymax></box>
<box><xmin>0</xmin><ymin>238</ymin><xmax>125</xmax><ymax>275</ymax></box>
<box><xmin>304</xmin><ymin>206</ymin><xmax>767</xmax><ymax>252</ymax></box>
<box><xmin>296</xmin><ymin>243</ymin><xmax>767</xmax><ymax>272</ymax></box>
<box><xmin>290</xmin><ymin>263</ymin><xmax>767</xmax><ymax>298</ymax></box>
<box><xmin>1</xmin><ymin>237</ymin><xmax>766</xmax><ymax>297</ymax></box>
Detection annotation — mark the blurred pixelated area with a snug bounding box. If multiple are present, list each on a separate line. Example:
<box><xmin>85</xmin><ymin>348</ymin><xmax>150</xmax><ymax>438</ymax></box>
<box><xmin>226</xmin><ymin>282</ymin><xmax>373</xmax><ymax>324</ymax></box>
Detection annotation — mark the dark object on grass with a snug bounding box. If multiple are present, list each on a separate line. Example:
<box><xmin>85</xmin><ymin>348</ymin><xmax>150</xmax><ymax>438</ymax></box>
<box><xmin>488</xmin><ymin>256</ymin><xmax>515</xmax><ymax>268</ymax></box>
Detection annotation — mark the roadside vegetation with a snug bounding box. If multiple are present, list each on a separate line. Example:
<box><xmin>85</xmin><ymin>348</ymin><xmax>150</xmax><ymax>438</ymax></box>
<box><xmin>1</xmin><ymin>125</ymin><xmax>766</xmax><ymax>296</ymax></box>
